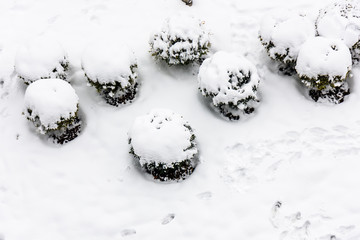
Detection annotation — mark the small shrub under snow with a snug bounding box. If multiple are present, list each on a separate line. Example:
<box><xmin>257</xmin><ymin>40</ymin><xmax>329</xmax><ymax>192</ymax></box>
<box><xmin>296</xmin><ymin>37</ymin><xmax>352</xmax><ymax>103</ymax></box>
<box><xmin>198</xmin><ymin>51</ymin><xmax>260</xmax><ymax>120</ymax></box>
<box><xmin>82</xmin><ymin>41</ymin><xmax>138</xmax><ymax>106</ymax></box>
<box><xmin>15</xmin><ymin>38</ymin><xmax>69</xmax><ymax>85</ymax></box>
<box><xmin>316</xmin><ymin>0</ymin><xmax>360</xmax><ymax>63</ymax></box>
<box><xmin>259</xmin><ymin>12</ymin><xmax>315</xmax><ymax>75</ymax></box>
<box><xmin>24</xmin><ymin>79</ymin><xmax>81</xmax><ymax>144</ymax></box>
<box><xmin>128</xmin><ymin>109</ymin><xmax>198</xmax><ymax>182</ymax></box>
<box><xmin>149</xmin><ymin>13</ymin><xmax>211</xmax><ymax>65</ymax></box>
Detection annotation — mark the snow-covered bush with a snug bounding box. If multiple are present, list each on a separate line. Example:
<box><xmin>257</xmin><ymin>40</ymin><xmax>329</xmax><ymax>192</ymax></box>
<box><xmin>296</xmin><ymin>37</ymin><xmax>352</xmax><ymax>103</ymax></box>
<box><xmin>316</xmin><ymin>0</ymin><xmax>360</xmax><ymax>63</ymax></box>
<box><xmin>15</xmin><ymin>38</ymin><xmax>69</xmax><ymax>85</ymax></box>
<box><xmin>24</xmin><ymin>79</ymin><xmax>81</xmax><ymax>144</ymax></box>
<box><xmin>182</xmin><ymin>0</ymin><xmax>192</xmax><ymax>6</ymax></box>
<box><xmin>128</xmin><ymin>109</ymin><xmax>198</xmax><ymax>182</ymax></box>
<box><xmin>82</xmin><ymin>42</ymin><xmax>138</xmax><ymax>106</ymax></box>
<box><xmin>198</xmin><ymin>51</ymin><xmax>260</xmax><ymax>120</ymax></box>
<box><xmin>149</xmin><ymin>13</ymin><xmax>210</xmax><ymax>65</ymax></box>
<box><xmin>259</xmin><ymin>12</ymin><xmax>315</xmax><ymax>75</ymax></box>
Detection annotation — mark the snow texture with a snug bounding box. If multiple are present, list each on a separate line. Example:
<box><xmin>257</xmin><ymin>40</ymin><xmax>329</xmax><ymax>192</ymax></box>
<box><xmin>150</xmin><ymin>12</ymin><xmax>210</xmax><ymax>65</ymax></box>
<box><xmin>129</xmin><ymin>109</ymin><xmax>198</xmax><ymax>166</ymax></box>
<box><xmin>259</xmin><ymin>11</ymin><xmax>315</xmax><ymax>63</ymax></box>
<box><xmin>15</xmin><ymin>37</ymin><xmax>69</xmax><ymax>84</ymax></box>
<box><xmin>198</xmin><ymin>51</ymin><xmax>259</xmax><ymax>113</ymax></box>
<box><xmin>24</xmin><ymin>79</ymin><xmax>79</xmax><ymax>132</ymax></box>
<box><xmin>316</xmin><ymin>0</ymin><xmax>360</xmax><ymax>48</ymax></box>
<box><xmin>81</xmin><ymin>41</ymin><xmax>137</xmax><ymax>85</ymax></box>
<box><xmin>296</xmin><ymin>37</ymin><xmax>352</xmax><ymax>85</ymax></box>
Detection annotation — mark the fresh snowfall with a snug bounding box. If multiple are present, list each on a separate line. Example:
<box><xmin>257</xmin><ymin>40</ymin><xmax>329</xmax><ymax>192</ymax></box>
<box><xmin>1</xmin><ymin>0</ymin><xmax>360</xmax><ymax>240</ymax></box>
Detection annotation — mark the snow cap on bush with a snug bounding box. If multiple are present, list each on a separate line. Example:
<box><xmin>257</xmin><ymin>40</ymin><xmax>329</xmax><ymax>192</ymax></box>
<box><xmin>150</xmin><ymin>12</ymin><xmax>210</xmax><ymax>65</ymax></box>
<box><xmin>82</xmin><ymin>41</ymin><xmax>137</xmax><ymax>85</ymax></box>
<box><xmin>259</xmin><ymin>11</ymin><xmax>315</xmax><ymax>64</ymax></box>
<box><xmin>15</xmin><ymin>37</ymin><xmax>69</xmax><ymax>84</ymax></box>
<box><xmin>129</xmin><ymin>109</ymin><xmax>197</xmax><ymax>166</ymax></box>
<box><xmin>316</xmin><ymin>0</ymin><xmax>360</xmax><ymax>48</ymax></box>
<box><xmin>24</xmin><ymin>78</ymin><xmax>79</xmax><ymax>133</ymax></box>
<box><xmin>296</xmin><ymin>37</ymin><xmax>352</xmax><ymax>90</ymax></box>
<box><xmin>198</xmin><ymin>51</ymin><xmax>260</xmax><ymax>120</ymax></box>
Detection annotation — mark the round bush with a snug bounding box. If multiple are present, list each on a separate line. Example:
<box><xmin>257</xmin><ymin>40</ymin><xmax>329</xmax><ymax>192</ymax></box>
<box><xmin>296</xmin><ymin>37</ymin><xmax>352</xmax><ymax>103</ymax></box>
<box><xmin>128</xmin><ymin>109</ymin><xmax>198</xmax><ymax>182</ymax></box>
<box><xmin>198</xmin><ymin>51</ymin><xmax>260</xmax><ymax>120</ymax></box>
<box><xmin>82</xmin><ymin>41</ymin><xmax>138</xmax><ymax>106</ymax></box>
<box><xmin>316</xmin><ymin>0</ymin><xmax>360</xmax><ymax>63</ymax></box>
<box><xmin>15</xmin><ymin>38</ymin><xmax>69</xmax><ymax>85</ymax></box>
<box><xmin>259</xmin><ymin>12</ymin><xmax>315</xmax><ymax>74</ymax></box>
<box><xmin>149</xmin><ymin>13</ymin><xmax>210</xmax><ymax>65</ymax></box>
<box><xmin>24</xmin><ymin>79</ymin><xmax>81</xmax><ymax>144</ymax></box>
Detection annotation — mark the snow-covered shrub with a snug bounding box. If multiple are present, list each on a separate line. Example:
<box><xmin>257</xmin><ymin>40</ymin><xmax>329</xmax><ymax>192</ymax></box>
<box><xmin>296</xmin><ymin>37</ymin><xmax>352</xmax><ymax>103</ymax></box>
<box><xmin>149</xmin><ymin>13</ymin><xmax>210</xmax><ymax>65</ymax></box>
<box><xmin>182</xmin><ymin>0</ymin><xmax>192</xmax><ymax>6</ymax></box>
<box><xmin>128</xmin><ymin>109</ymin><xmax>198</xmax><ymax>182</ymax></box>
<box><xmin>259</xmin><ymin>12</ymin><xmax>315</xmax><ymax>75</ymax></box>
<box><xmin>24</xmin><ymin>79</ymin><xmax>81</xmax><ymax>144</ymax></box>
<box><xmin>82</xmin><ymin>42</ymin><xmax>138</xmax><ymax>106</ymax></box>
<box><xmin>316</xmin><ymin>0</ymin><xmax>360</xmax><ymax>63</ymax></box>
<box><xmin>198</xmin><ymin>51</ymin><xmax>260</xmax><ymax>120</ymax></box>
<box><xmin>15</xmin><ymin>38</ymin><xmax>69</xmax><ymax>85</ymax></box>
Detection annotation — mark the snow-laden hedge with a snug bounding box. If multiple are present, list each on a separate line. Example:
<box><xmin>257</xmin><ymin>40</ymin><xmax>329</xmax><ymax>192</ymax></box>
<box><xmin>316</xmin><ymin>0</ymin><xmax>360</xmax><ymax>63</ymax></box>
<box><xmin>198</xmin><ymin>51</ymin><xmax>260</xmax><ymax>120</ymax></box>
<box><xmin>128</xmin><ymin>109</ymin><xmax>198</xmax><ymax>181</ymax></box>
<box><xmin>150</xmin><ymin>13</ymin><xmax>211</xmax><ymax>65</ymax></box>
<box><xmin>259</xmin><ymin>12</ymin><xmax>315</xmax><ymax>74</ymax></box>
<box><xmin>296</xmin><ymin>37</ymin><xmax>352</xmax><ymax>103</ymax></box>
<box><xmin>24</xmin><ymin>79</ymin><xmax>81</xmax><ymax>144</ymax></box>
<box><xmin>15</xmin><ymin>38</ymin><xmax>69</xmax><ymax>85</ymax></box>
<box><xmin>82</xmin><ymin>41</ymin><xmax>138</xmax><ymax>106</ymax></box>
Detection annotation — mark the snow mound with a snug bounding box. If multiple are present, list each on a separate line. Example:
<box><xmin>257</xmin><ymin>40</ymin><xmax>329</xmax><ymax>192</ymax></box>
<box><xmin>259</xmin><ymin>11</ymin><xmax>315</xmax><ymax>64</ymax></box>
<box><xmin>150</xmin><ymin>12</ymin><xmax>210</xmax><ymax>65</ymax></box>
<box><xmin>81</xmin><ymin>41</ymin><xmax>137</xmax><ymax>85</ymax></box>
<box><xmin>296</xmin><ymin>37</ymin><xmax>352</xmax><ymax>88</ymax></box>
<box><xmin>24</xmin><ymin>79</ymin><xmax>79</xmax><ymax>132</ymax></box>
<box><xmin>316</xmin><ymin>0</ymin><xmax>360</xmax><ymax>48</ymax></box>
<box><xmin>129</xmin><ymin>109</ymin><xmax>198</xmax><ymax>166</ymax></box>
<box><xmin>198</xmin><ymin>51</ymin><xmax>260</xmax><ymax>120</ymax></box>
<box><xmin>15</xmin><ymin>37</ymin><xmax>69</xmax><ymax>84</ymax></box>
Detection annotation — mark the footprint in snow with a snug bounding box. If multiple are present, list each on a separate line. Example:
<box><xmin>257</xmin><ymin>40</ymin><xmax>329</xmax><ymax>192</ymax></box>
<box><xmin>162</xmin><ymin>213</ymin><xmax>175</xmax><ymax>225</ymax></box>
<box><xmin>120</xmin><ymin>229</ymin><xmax>136</xmax><ymax>237</ymax></box>
<box><xmin>196</xmin><ymin>191</ymin><xmax>212</xmax><ymax>200</ymax></box>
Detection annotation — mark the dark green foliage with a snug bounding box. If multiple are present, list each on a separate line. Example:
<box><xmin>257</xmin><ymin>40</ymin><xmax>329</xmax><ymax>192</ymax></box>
<box><xmin>309</xmin><ymin>83</ymin><xmax>350</xmax><ymax>104</ymax></box>
<box><xmin>150</xmin><ymin>33</ymin><xmax>210</xmax><ymax>65</ymax></box>
<box><xmin>85</xmin><ymin>64</ymin><xmax>138</xmax><ymax>106</ymax></box>
<box><xmin>128</xmin><ymin>123</ymin><xmax>198</xmax><ymax>182</ymax></box>
<box><xmin>26</xmin><ymin>106</ymin><xmax>81</xmax><ymax>144</ymax></box>
<box><xmin>259</xmin><ymin>36</ymin><xmax>297</xmax><ymax>76</ymax></box>
<box><xmin>299</xmin><ymin>74</ymin><xmax>346</xmax><ymax>91</ymax></box>
<box><xmin>19</xmin><ymin>57</ymin><xmax>69</xmax><ymax>85</ymax></box>
<box><xmin>200</xmin><ymin>70</ymin><xmax>259</xmax><ymax>121</ymax></box>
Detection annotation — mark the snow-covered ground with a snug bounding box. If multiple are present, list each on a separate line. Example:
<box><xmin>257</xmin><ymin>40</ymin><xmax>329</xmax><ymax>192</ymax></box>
<box><xmin>1</xmin><ymin>0</ymin><xmax>360</xmax><ymax>239</ymax></box>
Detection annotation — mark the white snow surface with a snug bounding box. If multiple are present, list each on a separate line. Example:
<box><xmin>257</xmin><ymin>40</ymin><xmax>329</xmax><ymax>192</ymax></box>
<box><xmin>259</xmin><ymin>11</ymin><xmax>315</xmax><ymax>62</ymax></box>
<box><xmin>316</xmin><ymin>0</ymin><xmax>360</xmax><ymax>48</ymax></box>
<box><xmin>24</xmin><ymin>79</ymin><xmax>79</xmax><ymax>131</ymax></box>
<box><xmin>198</xmin><ymin>51</ymin><xmax>259</xmax><ymax>106</ymax></box>
<box><xmin>15</xmin><ymin>37</ymin><xmax>68</xmax><ymax>82</ymax></box>
<box><xmin>296</xmin><ymin>37</ymin><xmax>352</xmax><ymax>81</ymax></box>
<box><xmin>81</xmin><ymin>41</ymin><xmax>137</xmax><ymax>85</ymax></box>
<box><xmin>150</xmin><ymin>12</ymin><xmax>210</xmax><ymax>64</ymax></box>
<box><xmin>2</xmin><ymin>0</ymin><xmax>360</xmax><ymax>240</ymax></box>
<box><xmin>129</xmin><ymin>109</ymin><xmax>197</xmax><ymax>166</ymax></box>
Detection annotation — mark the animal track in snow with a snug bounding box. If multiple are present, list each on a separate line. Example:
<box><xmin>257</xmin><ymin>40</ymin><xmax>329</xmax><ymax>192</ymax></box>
<box><xmin>221</xmin><ymin>124</ymin><xmax>360</xmax><ymax>191</ymax></box>
<box><xmin>161</xmin><ymin>213</ymin><xmax>175</xmax><ymax>225</ymax></box>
